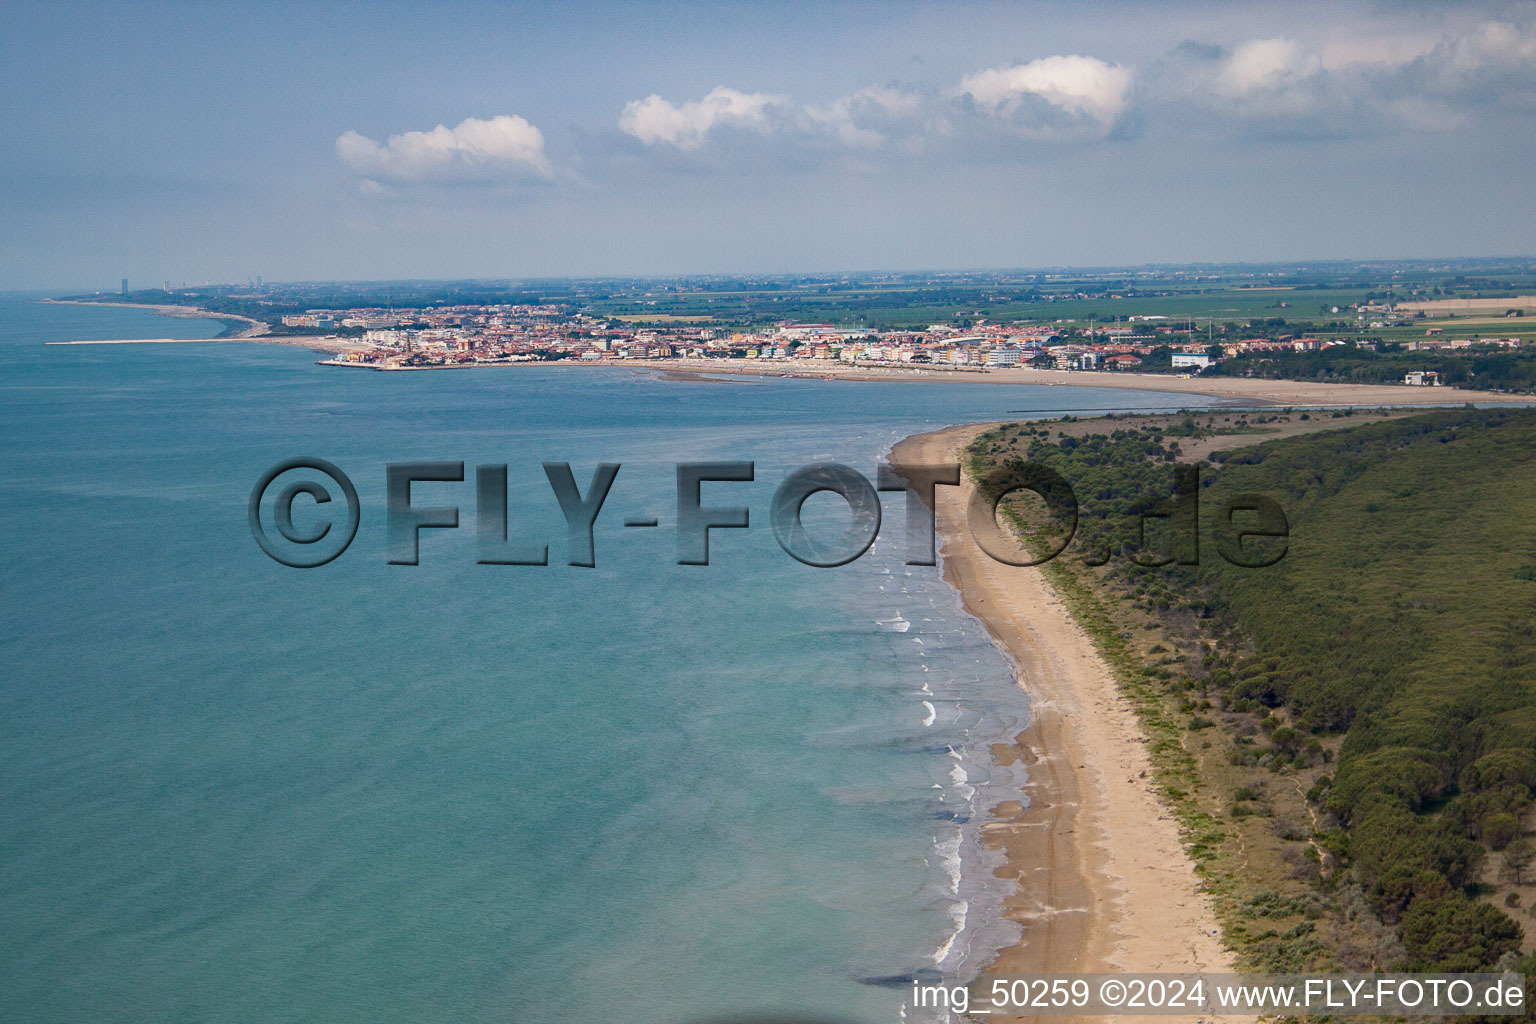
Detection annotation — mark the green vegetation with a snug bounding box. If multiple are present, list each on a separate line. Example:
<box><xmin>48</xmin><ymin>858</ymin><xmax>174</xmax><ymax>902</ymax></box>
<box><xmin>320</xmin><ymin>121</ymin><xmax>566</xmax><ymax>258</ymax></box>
<box><xmin>968</xmin><ymin>407</ymin><xmax>1536</xmax><ymax>981</ymax></box>
<box><xmin>71</xmin><ymin>257</ymin><xmax>1536</xmax><ymax>333</ymax></box>
<box><xmin>1209</xmin><ymin>344</ymin><xmax>1536</xmax><ymax>393</ymax></box>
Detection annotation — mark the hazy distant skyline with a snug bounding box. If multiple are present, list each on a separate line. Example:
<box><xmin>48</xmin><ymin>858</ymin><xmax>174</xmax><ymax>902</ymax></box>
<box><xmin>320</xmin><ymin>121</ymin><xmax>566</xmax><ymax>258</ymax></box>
<box><xmin>4</xmin><ymin>0</ymin><xmax>1535</xmax><ymax>290</ymax></box>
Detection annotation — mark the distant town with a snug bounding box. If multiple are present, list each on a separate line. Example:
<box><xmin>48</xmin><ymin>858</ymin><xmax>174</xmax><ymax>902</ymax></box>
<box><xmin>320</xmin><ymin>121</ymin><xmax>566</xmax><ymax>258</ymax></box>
<box><xmin>284</xmin><ymin>302</ymin><xmax>1524</xmax><ymax>388</ymax></box>
<box><xmin>64</xmin><ymin>260</ymin><xmax>1536</xmax><ymax>391</ymax></box>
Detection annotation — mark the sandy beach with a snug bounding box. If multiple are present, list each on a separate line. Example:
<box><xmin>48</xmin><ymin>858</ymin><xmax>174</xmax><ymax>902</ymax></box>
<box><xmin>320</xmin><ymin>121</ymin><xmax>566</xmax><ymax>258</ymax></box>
<box><xmin>892</xmin><ymin>424</ymin><xmax>1233</xmax><ymax>1021</ymax></box>
<box><xmin>653</xmin><ymin>358</ymin><xmax>1536</xmax><ymax>407</ymax></box>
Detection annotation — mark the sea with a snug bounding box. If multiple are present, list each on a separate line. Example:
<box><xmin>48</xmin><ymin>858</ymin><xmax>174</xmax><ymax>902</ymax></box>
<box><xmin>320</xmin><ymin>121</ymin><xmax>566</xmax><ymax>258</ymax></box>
<box><xmin>0</xmin><ymin>294</ymin><xmax>1215</xmax><ymax>1024</ymax></box>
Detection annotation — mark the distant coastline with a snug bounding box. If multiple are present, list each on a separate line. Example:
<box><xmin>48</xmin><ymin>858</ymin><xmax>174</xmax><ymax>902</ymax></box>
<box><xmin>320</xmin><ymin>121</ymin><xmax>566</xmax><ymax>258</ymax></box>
<box><xmin>44</xmin><ymin>296</ymin><xmax>1536</xmax><ymax>410</ymax></box>
<box><xmin>38</xmin><ymin>298</ymin><xmax>268</xmax><ymax>339</ymax></box>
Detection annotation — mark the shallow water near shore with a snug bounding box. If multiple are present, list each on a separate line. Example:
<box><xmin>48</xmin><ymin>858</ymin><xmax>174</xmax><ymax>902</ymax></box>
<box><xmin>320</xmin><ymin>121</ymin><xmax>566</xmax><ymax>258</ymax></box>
<box><xmin>0</xmin><ymin>294</ymin><xmax>1215</xmax><ymax>1023</ymax></box>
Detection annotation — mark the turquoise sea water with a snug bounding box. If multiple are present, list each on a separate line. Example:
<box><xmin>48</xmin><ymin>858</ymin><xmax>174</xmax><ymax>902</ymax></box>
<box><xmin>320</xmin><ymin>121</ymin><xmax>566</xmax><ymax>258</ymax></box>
<box><xmin>0</xmin><ymin>295</ymin><xmax>1215</xmax><ymax>1023</ymax></box>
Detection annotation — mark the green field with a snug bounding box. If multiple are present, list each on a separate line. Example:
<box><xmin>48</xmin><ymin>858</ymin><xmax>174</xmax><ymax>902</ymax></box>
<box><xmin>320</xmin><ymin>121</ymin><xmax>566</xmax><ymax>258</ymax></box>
<box><xmin>578</xmin><ymin>281</ymin><xmax>1380</xmax><ymax>328</ymax></box>
<box><xmin>80</xmin><ymin>257</ymin><xmax>1536</xmax><ymax>333</ymax></box>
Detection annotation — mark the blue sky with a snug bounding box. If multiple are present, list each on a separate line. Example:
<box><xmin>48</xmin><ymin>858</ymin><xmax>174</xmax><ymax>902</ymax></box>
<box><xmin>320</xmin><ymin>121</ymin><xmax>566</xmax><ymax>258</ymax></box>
<box><xmin>3</xmin><ymin>0</ymin><xmax>1535</xmax><ymax>289</ymax></box>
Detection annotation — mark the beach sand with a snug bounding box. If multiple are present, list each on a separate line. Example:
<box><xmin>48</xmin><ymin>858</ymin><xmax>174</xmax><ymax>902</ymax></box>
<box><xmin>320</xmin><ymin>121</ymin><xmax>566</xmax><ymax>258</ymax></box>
<box><xmin>892</xmin><ymin>424</ymin><xmax>1234</xmax><ymax>1022</ymax></box>
<box><xmin>655</xmin><ymin>358</ymin><xmax>1536</xmax><ymax>407</ymax></box>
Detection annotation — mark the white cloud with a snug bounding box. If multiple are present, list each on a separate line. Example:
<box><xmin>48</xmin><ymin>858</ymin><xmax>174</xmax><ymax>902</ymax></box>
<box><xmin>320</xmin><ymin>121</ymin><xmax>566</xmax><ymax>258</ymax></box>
<box><xmin>606</xmin><ymin>20</ymin><xmax>1534</xmax><ymax>164</ymax></box>
<box><xmin>1217</xmin><ymin>21</ymin><xmax>1535</xmax><ymax>96</ymax></box>
<box><xmin>1446</xmin><ymin>19</ymin><xmax>1536</xmax><ymax>74</ymax></box>
<box><xmin>959</xmin><ymin>55</ymin><xmax>1133</xmax><ymax>131</ymax></box>
<box><xmin>619</xmin><ymin>87</ymin><xmax>782</xmax><ymax>149</ymax></box>
<box><xmin>336</xmin><ymin>115</ymin><xmax>552</xmax><ymax>181</ymax></box>
<box><xmin>1185</xmin><ymin>19</ymin><xmax>1536</xmax><ymax>134</ymax></box>
<box><xmin>1215</xmin><ymin>38</ymin><xmax>1319</xmax><ymax>96</ymax></box>
<box><xmin>805</xmin><ymin>87</ymin><xmax>923</xmax><ymax>148</ymax></box>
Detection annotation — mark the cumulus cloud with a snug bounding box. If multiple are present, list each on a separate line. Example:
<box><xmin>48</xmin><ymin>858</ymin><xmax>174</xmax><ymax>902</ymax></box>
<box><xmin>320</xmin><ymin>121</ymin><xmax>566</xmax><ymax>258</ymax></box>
<box><xmin>1221</xmin><ymin>22</ymin><xmax>1533</xmax><ymax>95</ymax></box>
<box><xmin>617</xmin><ymin>84</ymin><xmax>932</xmax><ymax>154</ymax></box>
<box><xmin>1215</xmin><ymin>38</ymin><xmax>1319</xmax><ymax>96</ymax></box>
<box><xmin>619</xmin><ymin>87</ymin><xmax>783</xmax><ymax>149</ymax></box>
<box><xmin>1160</xmin><ymin>18</ymin><xmax>1536</xmax><ymax>138</ymax></box>
<box><xmin>959</xmin><ymin>55</ymin><xmax>1133</xmax><ymax>132</ymax></box>
<box><xmin>602</xmin><ymin>18</ymin><xmax>1534</xmax><ymax>165</ymax></box>
<box><xmin>804</xmin><ymin>87</ymin><xmax>923</xmax><ymax>148</ymax></box>
<box><xmin>616</xmin><ymin>63</ymin><xmax>1143</xmax><ymax>157</ymax></box>
<box><xmin>1447</xmin><ymin>19</ymin><xmax>1536</xmax><ymax>74</ymax></box>
<box><xmin>336</xmin><ymin>115</ymin><xmax>552</xmax><ymax>181</ymax></box>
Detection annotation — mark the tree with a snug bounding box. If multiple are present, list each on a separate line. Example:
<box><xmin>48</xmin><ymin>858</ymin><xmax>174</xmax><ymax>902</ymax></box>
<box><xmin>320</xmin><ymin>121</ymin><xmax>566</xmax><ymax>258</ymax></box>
<box><xmin>1399</xmin><ymin>893</ymin><xmax>1522</xmax><ymax>971</ymax></box>
<box><xmin>1504</xmin><ymin>838</ymin><xmax>1535</xmax><ymax>885</ymax></box>
<box><xmin>1484</xmin><ymin>812</ymin><xmax>1522</xmax><ymax>850</ymax></box>
<box><xmin>1271</xmin><ymin>726</ymin><xmax>1302</xmax><ymax>757</ymax></box>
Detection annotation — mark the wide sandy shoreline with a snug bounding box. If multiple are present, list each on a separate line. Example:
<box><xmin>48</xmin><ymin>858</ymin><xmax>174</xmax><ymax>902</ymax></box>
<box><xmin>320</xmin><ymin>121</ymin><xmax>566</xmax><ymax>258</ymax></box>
<box><xmin>646</xmin><ymin>358</ymin><xmax>1536</xmax><ymax>408</ymax></box>
<box><xmin>327</xmin><ymin>354</ymin><xmax>1536</xmax><ymax>407</ymax></box>
<box><xmin>305</xmin><ymin>353</ymin><xmax>1536</xmax><ymax>407</ymax></box>
<box><xmin>892</xmin><ymin>423</ymin><xmax>1233</xmax><ymax>1022</ymax></box>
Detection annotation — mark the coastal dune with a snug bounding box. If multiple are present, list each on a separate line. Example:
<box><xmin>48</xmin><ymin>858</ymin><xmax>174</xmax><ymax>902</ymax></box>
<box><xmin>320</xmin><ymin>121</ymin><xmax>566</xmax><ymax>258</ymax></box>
<box><xmin>892</xmin><ymin>424</ymin><xmax>1232</xmax><ymax>1020</ymax></box>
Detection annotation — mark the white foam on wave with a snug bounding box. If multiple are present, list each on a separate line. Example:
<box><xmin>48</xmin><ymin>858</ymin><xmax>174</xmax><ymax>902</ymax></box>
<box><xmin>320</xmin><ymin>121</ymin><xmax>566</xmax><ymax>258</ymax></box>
<box><xmin>931</xmin><ymin>897</ymin><xmax>970</xmax><ymax>964</ymax></box>
<box><xmin>948</xmin><ymin>760</ymin><xmax>974</xmax><ymax>802</ymax></box>
<box><xmin>921</xmin><ymin>700</ymin><xmax>936</xmax><ymax>727</ymax></box>
<box><xmin>934</xmin><ymin>831</ymin><xmax>963</xmax><ymax>894</ymax></box>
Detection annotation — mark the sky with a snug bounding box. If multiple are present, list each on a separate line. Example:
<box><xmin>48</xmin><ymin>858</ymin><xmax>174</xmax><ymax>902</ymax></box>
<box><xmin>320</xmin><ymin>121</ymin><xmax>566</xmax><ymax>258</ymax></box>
<box><xmin>3</xmin><ymin>0</ymin><xmax>1535</xmax><ymax>289</ymax></box>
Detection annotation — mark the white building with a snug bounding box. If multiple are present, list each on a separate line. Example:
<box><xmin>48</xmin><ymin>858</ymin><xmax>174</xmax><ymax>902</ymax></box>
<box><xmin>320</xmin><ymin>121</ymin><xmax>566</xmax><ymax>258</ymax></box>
<box><xmin>1052</xmin><ymin>348</ymin><xmax>1099</xmax><ymax>370</ymax></box>
<box><xmin>363</xmin><ymin>329</ymin><xmax>407</xmax><ymax>348</ymax></box>
<box><xmin>1171</xmin><ymin>353</ymin><xmax>1212</xmax><ymax>369</ymax></box>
